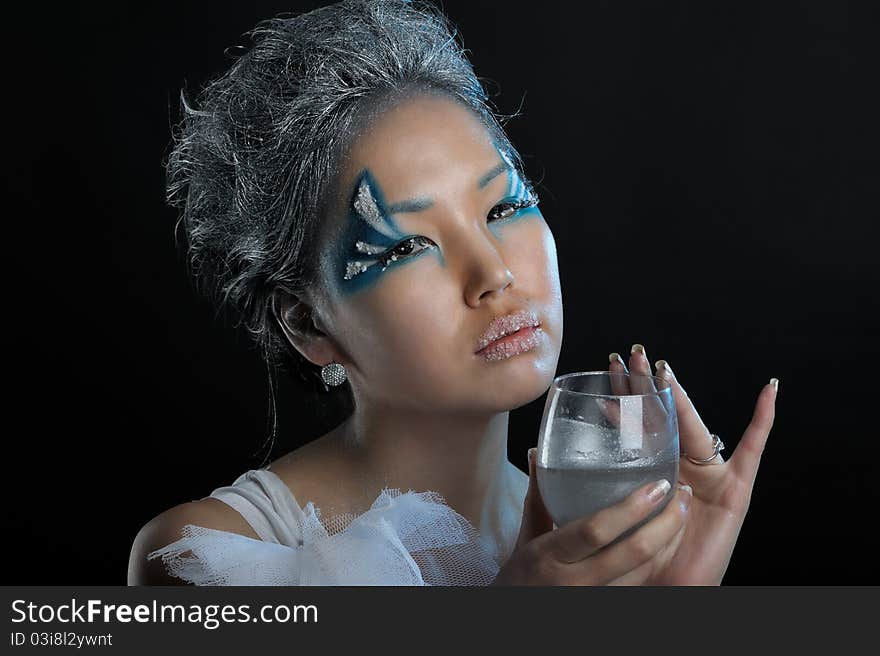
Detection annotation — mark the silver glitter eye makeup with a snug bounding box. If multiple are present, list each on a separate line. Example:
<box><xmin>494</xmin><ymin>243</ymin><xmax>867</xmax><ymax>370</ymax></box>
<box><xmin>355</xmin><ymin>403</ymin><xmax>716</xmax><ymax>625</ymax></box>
<box><xmin>378</xmin><ymin>236</ymin><xmax>435</xmax><ymax>268</ymax></box>
<box><xmin>355</xmin><ymin>240</ymin><xmax>386</xmax><ymax>255</ymax></box>
<box><xmin>341</xmin><ymin>165</ymin><xmax>539</xmax><ymax>283</ymax></box>
<box><xmin>344</xmin><ymin>236</ymin><xmax>436</xmax><ymax>281</ymax></box>
<box><xmin>343</xmin><ymin>174</ymin><xmax>409</xmax><ymax>281</ymax></box>
<box><xmin>488</xmin><ymin>193</ymin><xmax>540</xmax><ymax>222</ymax></box>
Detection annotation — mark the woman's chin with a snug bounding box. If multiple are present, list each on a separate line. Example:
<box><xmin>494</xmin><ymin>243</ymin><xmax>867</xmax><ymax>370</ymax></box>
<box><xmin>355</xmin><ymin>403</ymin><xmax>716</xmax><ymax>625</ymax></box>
<box><xmin>472</xmin><ymin>361</ymin><xmax>558</xmax><ymax>411</ymax></box>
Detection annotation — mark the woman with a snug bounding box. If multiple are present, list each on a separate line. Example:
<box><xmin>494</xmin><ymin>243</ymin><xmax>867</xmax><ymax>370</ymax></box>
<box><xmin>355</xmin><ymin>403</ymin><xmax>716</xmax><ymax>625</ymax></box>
<box><xmin>128</xmin><ymin>0</ymin><xmax>778</xmax><ymax>585</ymax></box>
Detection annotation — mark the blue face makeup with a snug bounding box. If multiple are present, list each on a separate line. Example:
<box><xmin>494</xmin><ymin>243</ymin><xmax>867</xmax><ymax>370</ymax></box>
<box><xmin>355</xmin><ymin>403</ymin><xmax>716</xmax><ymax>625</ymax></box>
<box><xmin>333</xmin><ymin>154</ymin><xmax>540</xmax><ymax>296</ymax></box>
<box><xmin>333</xmin><ymin>170</ymin><xmax>439</xmax><ymax>295</ymax></box>
<box><xmin>486</xmin><ymin>147</ymin><xmax>541</xmax><ymax>239</ymax></box>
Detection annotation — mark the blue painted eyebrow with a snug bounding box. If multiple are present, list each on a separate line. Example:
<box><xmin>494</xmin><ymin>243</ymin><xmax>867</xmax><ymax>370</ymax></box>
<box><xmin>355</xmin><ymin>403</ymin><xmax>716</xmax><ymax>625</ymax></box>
<box><xmin>385</xmin><ymin>161</ymin><xmax>513</xmax><ymax>215</ymax></box>
<box><xmin>477</xmin><ymin>161</ymin><xmax>510</xmax><ymax>189</ymax></box>
<box><xmin>387</xmin><ymin>198</ymin><xmax>434</xmax><ymax>214</ymax></box>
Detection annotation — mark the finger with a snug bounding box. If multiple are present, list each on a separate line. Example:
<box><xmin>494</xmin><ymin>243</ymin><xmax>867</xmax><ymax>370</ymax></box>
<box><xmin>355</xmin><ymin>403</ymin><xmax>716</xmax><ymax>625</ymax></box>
<box><xmin>606</xmin><ymin>552</ymin><xmax>655</xmax><ymax>585</ymax></box>
<box><xmin>608</xmin><ymin>352</ymin><xmax>631</xmax><ymax>396</ymax></box>
<box><xmin>729</xmin><ymin>379</ymin><xmax>779</xmax><ymax>489</ymax></box>
<box><xmin>657</xmin><ymin>361</ymin><xmax>722</xmax><ymax>463</ymax></box>
<box><xmin>547</xmin><ymin>478</ymin><xmax>674</xmax><ymax>564</ymax></box>
<box><xmin>582</xmin><ymin>484</ymin><xmax>691</xmax><ymax>585</ymax></box>
<box><xmin>596</xmin><ymin>398</ymin><xmax>621</xmax><ymax>428</ymax></box>
<box><xmin>515</xmin><ymin>447</ymin><xmax>555</xmax><ymax>550</ymax></box>
<box><xmin>627</xmin><ymin>344</ymin><xmax>656</xmax><ymax>394</ymax></box>
<box><xmin>628</xmin><ymin>344</ymin><xmax>670</xmax><ymax>434</ymax></box>
<box><xmin>608</xmin><ymin>516</ymin><xmax>688</xmax><ymax>586</ymax></box>
<box><xmin>601</xmin><ymin>353</ymin><xmax>629</xmax><ymax>429</ymax></box>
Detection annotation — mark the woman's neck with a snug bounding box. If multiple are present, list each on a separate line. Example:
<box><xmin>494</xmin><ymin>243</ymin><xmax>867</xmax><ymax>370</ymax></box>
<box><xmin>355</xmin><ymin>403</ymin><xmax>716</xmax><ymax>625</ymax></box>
<box><xmin>326</xmin><ymin>407</ymin><xmax>523</xmax><ymax>533</ymax></box>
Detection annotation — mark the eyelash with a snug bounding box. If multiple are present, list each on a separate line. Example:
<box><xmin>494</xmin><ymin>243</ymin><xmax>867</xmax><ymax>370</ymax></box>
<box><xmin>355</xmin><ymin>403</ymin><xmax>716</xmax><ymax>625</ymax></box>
<box><xmin>488</xmin><ymin>195</ymin><xmax>539</xmax><ymax>222</ymax></box>
<box><xmin>378</xmin><ymin>194</ymin><xmax>540</xmax><ymax>269</ymax></box>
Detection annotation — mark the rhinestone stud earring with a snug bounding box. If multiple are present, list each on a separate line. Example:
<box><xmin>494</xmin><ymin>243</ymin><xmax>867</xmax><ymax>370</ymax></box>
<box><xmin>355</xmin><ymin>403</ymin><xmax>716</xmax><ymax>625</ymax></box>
<box><xmin>320</xmin><ymin>361</ymin><xmax>347</xmax><ymax>387</ymax></box>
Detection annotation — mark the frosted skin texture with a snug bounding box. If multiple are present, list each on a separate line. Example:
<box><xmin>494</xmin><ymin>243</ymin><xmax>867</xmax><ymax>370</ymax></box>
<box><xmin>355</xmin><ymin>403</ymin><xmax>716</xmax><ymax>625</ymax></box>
<box><xmin>478</xmin><ymin>325</ymin><xmax>544</xmax><ymax>362</ymax></box>
<box><xmin>332</xmin><ymin>152</ymin><xmax>540</xmax><ymax>298</ymax></box>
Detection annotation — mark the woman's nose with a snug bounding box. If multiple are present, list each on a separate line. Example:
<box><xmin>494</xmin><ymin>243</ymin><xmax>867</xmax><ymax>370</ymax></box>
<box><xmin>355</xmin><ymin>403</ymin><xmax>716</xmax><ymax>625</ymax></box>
<box><xmin>455</xmin><ymin>228</ymin><xmax>515</xmax><ymax>306</ymax></box>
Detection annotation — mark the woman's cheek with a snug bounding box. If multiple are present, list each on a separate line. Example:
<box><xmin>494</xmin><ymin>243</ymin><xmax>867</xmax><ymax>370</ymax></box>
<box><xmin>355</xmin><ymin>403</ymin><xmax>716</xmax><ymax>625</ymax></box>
<box><xmin>496</xmin><ymin>210</ymin><xmax>554</xmax><ymax>273</ymax></box>
<box><xmin>354</xmin><ymin>265</ymin><xmax>449</xmax><ymax>341</ymax></box>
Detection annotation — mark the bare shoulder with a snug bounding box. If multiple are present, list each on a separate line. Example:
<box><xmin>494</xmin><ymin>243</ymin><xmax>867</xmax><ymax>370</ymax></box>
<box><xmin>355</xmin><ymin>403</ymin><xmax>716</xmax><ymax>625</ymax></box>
<box><xmin>129</xmin><ymin>430</ymin><xmax>348</xmax><ymax>585</ymax></box>
<box><xmin>127</xmin><ymin>497</ymin><xmax>259</xmax><ymax>586</ymax></box>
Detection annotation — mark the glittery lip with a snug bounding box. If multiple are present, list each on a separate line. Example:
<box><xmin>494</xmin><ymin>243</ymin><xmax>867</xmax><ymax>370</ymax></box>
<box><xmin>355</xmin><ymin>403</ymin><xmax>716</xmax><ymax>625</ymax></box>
<box><xmin>475</xmin><ymin>309</ymin><xmax>542</xmax><ymax>354</ymax></box>
<box><xmin>477</xmin><ymin>325</ymin><xmax>544</xmax><ymax>362</ymax></box>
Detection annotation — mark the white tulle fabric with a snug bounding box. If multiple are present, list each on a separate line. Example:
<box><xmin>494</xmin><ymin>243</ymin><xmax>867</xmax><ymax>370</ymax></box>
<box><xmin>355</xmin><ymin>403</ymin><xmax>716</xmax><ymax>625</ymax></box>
<box><xmin>147</xmin><ymin>470</ymin><xmax>504</xmax><ymax>586</ymax></box>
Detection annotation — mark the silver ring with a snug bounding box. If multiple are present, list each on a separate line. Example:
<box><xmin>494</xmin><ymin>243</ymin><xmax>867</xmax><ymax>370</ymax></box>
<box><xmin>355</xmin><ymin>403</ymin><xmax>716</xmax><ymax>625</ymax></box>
<box><xmin>684</xmin><ymin>433</ymin><xmax>725</xmax><ymax>465</ymax></box>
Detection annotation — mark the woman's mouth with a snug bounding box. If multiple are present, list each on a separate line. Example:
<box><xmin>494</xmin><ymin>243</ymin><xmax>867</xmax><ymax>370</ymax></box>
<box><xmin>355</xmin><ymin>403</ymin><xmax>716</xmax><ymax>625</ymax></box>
<box><xmin>475</xmin><ymin>324</ymin><xmax>544</xmax><ymax>362</ymax></box>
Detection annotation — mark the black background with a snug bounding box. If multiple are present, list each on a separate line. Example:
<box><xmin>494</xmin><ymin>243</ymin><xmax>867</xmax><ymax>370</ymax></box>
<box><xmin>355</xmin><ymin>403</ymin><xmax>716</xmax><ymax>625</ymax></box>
<box><xmin>7</xmin><ymin>1</ymin><xmax>878</xmax><ymax>584</ymax></box>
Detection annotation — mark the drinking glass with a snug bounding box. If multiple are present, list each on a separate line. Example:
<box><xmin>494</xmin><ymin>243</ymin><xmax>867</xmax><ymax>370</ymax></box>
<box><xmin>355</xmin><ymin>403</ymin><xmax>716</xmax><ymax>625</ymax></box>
<box><xmin>536</xmin><ymin>371</ymin><xmax>679</xmax><ymax>542</ymax></box>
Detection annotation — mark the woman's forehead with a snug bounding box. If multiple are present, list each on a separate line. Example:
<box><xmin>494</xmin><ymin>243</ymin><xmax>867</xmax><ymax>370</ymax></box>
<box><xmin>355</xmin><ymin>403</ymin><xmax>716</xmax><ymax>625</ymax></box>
<box><xmin>340</xmin><ymin>95</ymin><xmax>504</xmax><ymax>203</ymax></box>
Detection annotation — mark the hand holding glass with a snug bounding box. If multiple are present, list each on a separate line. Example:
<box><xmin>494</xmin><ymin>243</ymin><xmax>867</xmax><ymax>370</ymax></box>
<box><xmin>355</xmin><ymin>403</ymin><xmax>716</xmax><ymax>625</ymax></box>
<box><xmin>536</xmin><ymin>371</ymin><xmax>679</xmax><ymax>542</ymax></box>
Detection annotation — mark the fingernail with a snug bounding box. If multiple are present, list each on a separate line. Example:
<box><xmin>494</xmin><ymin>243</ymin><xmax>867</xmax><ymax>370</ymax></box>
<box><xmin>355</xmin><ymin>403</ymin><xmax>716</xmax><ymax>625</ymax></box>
<box><xmin>631</xmin><ymin>343</ymin><xmax>645</xmax><ymax>357</ymax></box>
<box><xmin>647</xmin><ymin>479</ymin><xmax>671</xmax><ymax>503</ymax></box>
<box><xmin>770</xmin><ymin>377</ymin><xmax>779</xmax><ymax>392</ymax></box>
<box><xmin>608</xmin><ymin>352</ymin><xmax>625</xmax><ymax>366</ymax></box>
<box><xmin>528</xmin><ymin>447</ymin><xmax>536</xmax><ymax>465</ymax></box>
<box><xmin>655</xmin><ymin>359</ymin><xmax>673</xmax><ymax>379</ymax></box>
<box><xmin>678</xmin><ymin>484</ymin><xmax>693</xmax><ymax>512</ymax></box>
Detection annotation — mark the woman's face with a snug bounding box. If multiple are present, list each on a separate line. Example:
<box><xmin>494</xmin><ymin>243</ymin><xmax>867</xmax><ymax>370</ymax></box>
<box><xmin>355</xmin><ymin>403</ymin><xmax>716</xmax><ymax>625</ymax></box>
<box><xmin>309</xmin><ymin>92</ymin><xmax>563</xmax><ymax>414</ymax></box>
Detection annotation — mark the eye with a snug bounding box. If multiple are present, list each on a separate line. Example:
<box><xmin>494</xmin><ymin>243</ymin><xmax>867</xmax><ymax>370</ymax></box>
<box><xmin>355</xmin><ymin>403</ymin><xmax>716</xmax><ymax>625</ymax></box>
<box><xmin>379</xmin><ymin>235</ymin><xmax>436</xmax><ymax>269</ymax></box>
<box><xmin>488</xmin><ymin>194</ymin><xmax>540</xmax><ymax>223</ymax></box>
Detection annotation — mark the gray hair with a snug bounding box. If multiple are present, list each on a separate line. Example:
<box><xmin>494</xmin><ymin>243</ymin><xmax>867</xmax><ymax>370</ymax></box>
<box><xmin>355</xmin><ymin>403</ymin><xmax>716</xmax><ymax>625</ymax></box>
<box><xmin>165</xmin><ymin>0</ymin><xmax>524</xmax><ymax>454</ymax></box>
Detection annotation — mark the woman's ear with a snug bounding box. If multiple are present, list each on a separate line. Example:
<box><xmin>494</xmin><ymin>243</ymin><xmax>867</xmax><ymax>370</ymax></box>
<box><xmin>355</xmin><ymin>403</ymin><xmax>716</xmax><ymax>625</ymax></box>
<box><xmin>272</xmin><ymin>289</ymin><xmax>340</xmax><ymax>367</ymax></box>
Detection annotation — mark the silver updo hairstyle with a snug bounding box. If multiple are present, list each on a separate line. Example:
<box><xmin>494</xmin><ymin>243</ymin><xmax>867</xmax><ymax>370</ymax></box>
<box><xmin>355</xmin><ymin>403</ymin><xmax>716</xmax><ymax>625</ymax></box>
<box><xmin>164</xmin><ymin>0</ymin><xmax>526</xmax><ymax>458</ymax></box>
